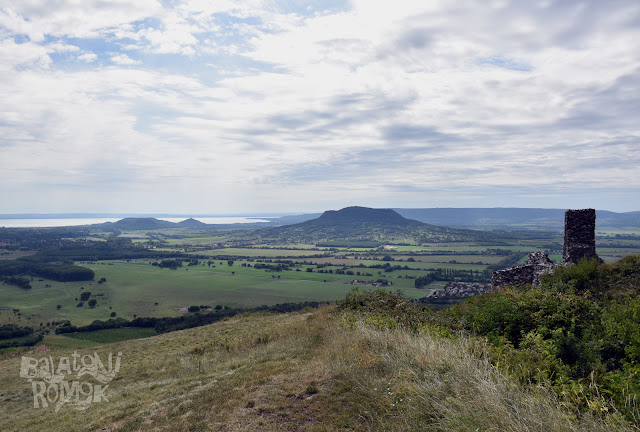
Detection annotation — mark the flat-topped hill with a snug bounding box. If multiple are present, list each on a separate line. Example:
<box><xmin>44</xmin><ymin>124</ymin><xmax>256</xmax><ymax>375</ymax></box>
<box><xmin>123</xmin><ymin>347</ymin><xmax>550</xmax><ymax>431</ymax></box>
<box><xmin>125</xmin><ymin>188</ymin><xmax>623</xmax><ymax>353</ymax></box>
<box><xmin>304</xmin><ymin>206</ymin><xmax>421</xmax><ymax>228</ymax></box>
<box><xmin>110</xmin><ymin>217</ymin><xmax>176</xmax><ymax>230</ymax></box>
<box><xmin>256</xmin><ymin>206</ymin><xmax>496</xmax><ymax>244</ymax></box>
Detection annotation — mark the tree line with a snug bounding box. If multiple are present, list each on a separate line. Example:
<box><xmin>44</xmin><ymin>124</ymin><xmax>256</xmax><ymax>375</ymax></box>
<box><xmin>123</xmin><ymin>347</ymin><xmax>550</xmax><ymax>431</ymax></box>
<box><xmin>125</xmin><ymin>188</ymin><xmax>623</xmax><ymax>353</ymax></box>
<box><xmin>0</xmin><ymin>260</ymin><xmax>94</xmax><ymax>282</ymax></box>
<box><xmin>0</xmin><ymin>275</ymin><xmax>32</xmax><ymax>289</ymax></box>
<box><xmin>0</xmin><ymin>324</ymin><xmax>43</xmax><ymax>349</ymax></box>
<box><xmin>55</xmin><ymin>301</ymin><xmax>326</xmax><ymax>336</ymax></box>
<box><xmin>414</xmin><ymin>268</ymin><xmax>492</xmax><ymax>288</ymax></box>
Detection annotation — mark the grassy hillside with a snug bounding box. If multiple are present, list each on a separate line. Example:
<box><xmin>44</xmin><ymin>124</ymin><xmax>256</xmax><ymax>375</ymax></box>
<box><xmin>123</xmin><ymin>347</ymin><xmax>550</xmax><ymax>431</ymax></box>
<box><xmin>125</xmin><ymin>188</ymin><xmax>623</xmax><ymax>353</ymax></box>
<box><xmin>0</xmin><ymin>307</ymin><xmax>624</xmax><ymax>431</ymax></box>
<box><xmin>339</xmin><ymin>255</ymin><xmax>640</xmax><ymax>428</ymax></box>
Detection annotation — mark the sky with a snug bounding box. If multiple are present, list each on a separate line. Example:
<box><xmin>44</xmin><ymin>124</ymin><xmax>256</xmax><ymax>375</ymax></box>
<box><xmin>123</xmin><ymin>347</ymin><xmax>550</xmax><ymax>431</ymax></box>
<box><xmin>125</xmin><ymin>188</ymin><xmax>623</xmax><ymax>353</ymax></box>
<box><xmin>0</xmin><ymin>0</ymin><xmax>639</xmax><ymax>215</ymax></box>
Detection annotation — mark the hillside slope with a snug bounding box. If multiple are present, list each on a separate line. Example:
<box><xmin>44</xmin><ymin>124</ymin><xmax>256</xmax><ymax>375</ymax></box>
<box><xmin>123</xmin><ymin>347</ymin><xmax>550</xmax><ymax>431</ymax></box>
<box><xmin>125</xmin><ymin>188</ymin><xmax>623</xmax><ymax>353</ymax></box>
<box><xmin>0</xmin><ymin>308</ymin><xmax>622</xmax><ymax>431</ymax></box>
<box><xmin>257</xmin><ymin>206</ymin><xmax>496</xmax><ymax>243</ymax></box>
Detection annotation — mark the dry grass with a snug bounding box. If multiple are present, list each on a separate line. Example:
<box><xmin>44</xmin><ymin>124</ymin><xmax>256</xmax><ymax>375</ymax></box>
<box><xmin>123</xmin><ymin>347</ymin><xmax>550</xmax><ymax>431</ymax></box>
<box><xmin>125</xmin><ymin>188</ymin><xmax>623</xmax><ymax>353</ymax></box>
<box><xmin>0</xmin><ymin>307</ymin><xmax>630</xmax><ymax>431</ymax></box>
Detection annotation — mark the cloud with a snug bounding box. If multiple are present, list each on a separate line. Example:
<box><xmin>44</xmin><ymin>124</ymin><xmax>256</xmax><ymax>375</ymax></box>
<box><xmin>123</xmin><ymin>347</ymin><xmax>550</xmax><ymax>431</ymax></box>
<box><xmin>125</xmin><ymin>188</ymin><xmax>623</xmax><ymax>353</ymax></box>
<box><xmin>0</xmin><ymin>0</ymin><xmax>163</xmax><ymax>40</ymax></box>
<box><xmin>46</xmin><ymin>42</ymin><xmax>79</xmax><ymax>53</ymax></box>
<box><xmin>77</xmin><ymin>52</ymin><xmax>97</xmax><ymax>62</ymax></box>
<box><xmin>110</xmin><ymin>54</ymin><xmax>140</xmax><ymax>65</ymax></box>
<box><xmin>0</xmin><ymin>0</ymin><xmax>639</xmax><ymax>213</ymax></box>
<box><xmin>0</xmin><ymin>38</ymin><xmax>51</xmax><ymax>71</ymax></box>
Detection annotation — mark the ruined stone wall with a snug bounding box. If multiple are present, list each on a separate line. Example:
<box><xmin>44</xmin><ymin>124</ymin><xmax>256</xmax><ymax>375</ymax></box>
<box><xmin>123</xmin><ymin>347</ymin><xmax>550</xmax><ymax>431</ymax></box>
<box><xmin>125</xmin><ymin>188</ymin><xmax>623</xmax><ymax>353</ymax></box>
<box><xmin>491</xmin><ymin>252</ymin><xmax>557</xmax><ymax>289</ymax></box>
<box><xmin>491</xmin><ymin>263</ymin><xmax>535</xmax><ymax>289</ymax></box>
<box><xmin>563</xmin><ymin>209</ymin><xmax>599</xmax><ymax>264</ymax></box>
<box><xmin>491</xmin><ymin>208</ymin><xmax>601</xmax><ymax>289</ymax></box>
<box><xmin>527</xmin><ymin>252</ymin><xmax>557</xmax><ymax>286</ymax></box>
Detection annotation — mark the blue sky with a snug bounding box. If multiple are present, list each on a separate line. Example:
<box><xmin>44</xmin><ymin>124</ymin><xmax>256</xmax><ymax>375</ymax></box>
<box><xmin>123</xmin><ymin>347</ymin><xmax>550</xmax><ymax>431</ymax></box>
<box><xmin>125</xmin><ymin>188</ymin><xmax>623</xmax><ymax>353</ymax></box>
<box><xmin>0</xmin><ymin>0</ymin><xmax>639</xmax><ymax>214</ymax></box>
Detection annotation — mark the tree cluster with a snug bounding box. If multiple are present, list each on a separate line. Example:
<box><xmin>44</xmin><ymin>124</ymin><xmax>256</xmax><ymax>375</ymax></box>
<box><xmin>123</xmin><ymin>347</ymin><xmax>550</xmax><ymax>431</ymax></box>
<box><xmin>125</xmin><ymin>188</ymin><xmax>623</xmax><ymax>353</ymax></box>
<box><xmin>0</xmin><ymin>275</ymin><xmax>32</xmax><ymax>289</ymax></box>
<box><xmin>0</xmin><ymin>260</ymin><xmax>94</xmax><ymax>282</ymax></box>
<box><xmin>55</xmin><ymin>301</ymin><xmax>325</xmax><ymax>336</ymax></box>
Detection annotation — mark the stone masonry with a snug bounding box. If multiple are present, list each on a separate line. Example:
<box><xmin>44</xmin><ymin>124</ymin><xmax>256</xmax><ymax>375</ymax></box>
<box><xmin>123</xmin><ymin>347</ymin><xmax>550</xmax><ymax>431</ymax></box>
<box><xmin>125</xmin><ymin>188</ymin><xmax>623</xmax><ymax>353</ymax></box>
<box><xmin>491</xmin><ymin>251</ymin><xmax>557</xmax><ymax>289</ymax></box>
<box><xmin>491</xmin><ymin>208</ymin><xmax>600</xmax><ymax>289</ymax></box>
<box><xmin>563</xmin><ymin>208</ymin><xmax>600</xmax><ymax>264</ymax></box>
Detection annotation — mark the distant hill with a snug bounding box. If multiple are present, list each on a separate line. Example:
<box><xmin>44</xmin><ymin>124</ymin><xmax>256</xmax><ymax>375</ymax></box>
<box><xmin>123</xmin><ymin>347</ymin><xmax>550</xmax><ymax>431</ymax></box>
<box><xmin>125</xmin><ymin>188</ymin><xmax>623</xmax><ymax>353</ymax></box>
<box><xmin>597</xmin><ymin>210</ymin><xmax>640</xmax><ymax>228</ymax></box>
<box><xmin>85</xmin><ymin>208</ymin><xmax>640</xmax><ymax>233</ymax></box>
<box><xmin>270</xmin><ymin>208</ymin><xmax>640</xmax><ymax>231</ymax></box>
<box><xmin>306</xmin><ymin>206</ymin><xmax>422</xmax><ymax>228</ymax></box>
<box><xmin>94</xmin><ymin>217</ymin><xmax>209</xmax><ymax>230</ymax></box>
<box><xmin>108</xmin><ymin>217</ymin><xmax>177</xmax><ymax>230</ymax></box>
<box><xmin>177</xmin><ymin>218</ymin><xmax>208</xmax><ymax>228</ymax></box>
<box><xmin>256</xmin><ymin>206</ymin><xmax>497</xmax><ymax>244</ymax></box>
<box><xmin>92</xmin><ymin>217</ymin><xmax>276</xmax><ymax>231</ymax></box>
<box><xmin>389</xmin><ymin>208</ymin><xmax>640</xmax><ymax>230</ymax></box>
<box><xmin>271</xmin><ymin>213</ymin><xmax>321</xmax><ymax>225</ymax></box>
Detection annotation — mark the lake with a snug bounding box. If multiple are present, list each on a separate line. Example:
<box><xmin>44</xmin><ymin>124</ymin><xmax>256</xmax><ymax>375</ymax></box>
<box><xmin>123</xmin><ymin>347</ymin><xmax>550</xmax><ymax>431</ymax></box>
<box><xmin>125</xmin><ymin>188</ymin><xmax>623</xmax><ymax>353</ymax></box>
<box><xmin>0</xmin><ymin>216</ymin><xmax>273</xmax><ymax>228</ymax></box>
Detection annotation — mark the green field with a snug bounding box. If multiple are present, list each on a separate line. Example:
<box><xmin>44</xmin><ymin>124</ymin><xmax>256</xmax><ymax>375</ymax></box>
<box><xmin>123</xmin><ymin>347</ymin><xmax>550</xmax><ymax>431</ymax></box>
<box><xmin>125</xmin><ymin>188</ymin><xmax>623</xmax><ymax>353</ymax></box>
<box><xmin>189</xmin><ymin>247</ymin><xmax>333</xmax><ymax>257</ymax></box>
<box><xmin>64</xmin><ymin>327</ymin><xmax>157</xmax><ymax>343</ymax></box>
<box><xmin>1</xmin><ymin>225</ymin><xmax>637</xmax><ymax>330</ymax></box>
<box><xmin>0</xmin><ymin>259</ymin><xmax>433</xmax><ymax>326</ymax></box>
<box><xmin>393</xmin><ymin>245</ymin><xmax>544</xmax><ymax>253</ymax></box>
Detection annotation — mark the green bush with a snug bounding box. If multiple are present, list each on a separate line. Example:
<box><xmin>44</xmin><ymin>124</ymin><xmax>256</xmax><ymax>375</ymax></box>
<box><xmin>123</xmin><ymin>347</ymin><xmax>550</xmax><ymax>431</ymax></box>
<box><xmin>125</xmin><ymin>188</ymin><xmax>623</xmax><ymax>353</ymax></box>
<box><xmin>541</xmin><ymin>257</ymin><xmax>603</xmax><ymax>293</ymax></box>
<box><xmin>338</xmin><ymin>254</ymin><xmax>640</xmax><ymax>426</ymax></box>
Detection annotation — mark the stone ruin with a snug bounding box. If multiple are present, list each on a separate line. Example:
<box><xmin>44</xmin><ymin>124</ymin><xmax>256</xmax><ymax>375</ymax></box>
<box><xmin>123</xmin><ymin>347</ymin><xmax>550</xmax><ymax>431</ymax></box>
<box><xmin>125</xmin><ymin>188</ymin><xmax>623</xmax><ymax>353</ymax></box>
<box><xmin>563</xmin><ymin>209</ymin><xmax>599</xmax><ymax>264</ymax></box>
<box><xmin>491</xmin><ymin>209</ymin><xmax>601</xmax><ymax>289</ymax></box>
<box><xmin>491</xmin><ymin>252</ymin><xmax>557</xmax><ymax>289</ymax></box>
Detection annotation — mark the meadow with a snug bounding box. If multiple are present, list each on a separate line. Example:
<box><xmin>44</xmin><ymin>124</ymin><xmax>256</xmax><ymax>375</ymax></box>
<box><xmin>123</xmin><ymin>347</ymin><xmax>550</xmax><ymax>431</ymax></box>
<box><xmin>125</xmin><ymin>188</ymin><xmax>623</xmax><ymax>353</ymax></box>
<box><xmin>1</xmin><ymin>221</ymin><xmax>639</xmax><ymax>429</ymax></box>
<box><xmin>1</xmin><ymin>225</ymin><xmax>638</xmax><ymax>330</ymax></box>
<box><xmin>63</xmin><ymin>327</ymin><xmax>157</xmax><ymax>343</ymax></box>
<box><xmin>0</xmin><ymin>256</ymin><xmax>437</xmax><ymax>328</ymax></box>
<box><xmin>0</xmin><ymin>307</ymin><xmax>625</xmax><ymax>431</ymax></box>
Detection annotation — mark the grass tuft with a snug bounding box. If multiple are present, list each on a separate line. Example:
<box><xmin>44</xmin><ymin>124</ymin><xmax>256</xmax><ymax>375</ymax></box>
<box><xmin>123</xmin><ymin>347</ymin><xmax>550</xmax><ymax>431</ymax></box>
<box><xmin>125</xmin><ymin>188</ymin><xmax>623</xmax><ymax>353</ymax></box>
<box><xmin>0</xmin><ymin>307</ymin><xmax>629</xmax><ymax>431</ymax></box>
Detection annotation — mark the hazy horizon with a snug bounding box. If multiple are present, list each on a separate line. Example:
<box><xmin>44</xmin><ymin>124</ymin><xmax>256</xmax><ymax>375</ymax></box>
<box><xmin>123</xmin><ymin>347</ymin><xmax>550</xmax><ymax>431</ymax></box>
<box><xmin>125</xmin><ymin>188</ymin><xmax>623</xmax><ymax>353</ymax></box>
<box><xmin>1</xmin><ymin>205</ymin><xmax>638</xmax><ymax>219</ymax></box>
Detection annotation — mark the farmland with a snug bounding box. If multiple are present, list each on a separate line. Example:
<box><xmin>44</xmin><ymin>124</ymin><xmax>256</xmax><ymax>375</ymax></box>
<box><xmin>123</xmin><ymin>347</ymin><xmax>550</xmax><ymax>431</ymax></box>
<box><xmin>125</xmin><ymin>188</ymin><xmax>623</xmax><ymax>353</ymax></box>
<box><xmin>1</xmin><ymin>209</ymin><xmax>639</xmax><ymax>331</ymax></box>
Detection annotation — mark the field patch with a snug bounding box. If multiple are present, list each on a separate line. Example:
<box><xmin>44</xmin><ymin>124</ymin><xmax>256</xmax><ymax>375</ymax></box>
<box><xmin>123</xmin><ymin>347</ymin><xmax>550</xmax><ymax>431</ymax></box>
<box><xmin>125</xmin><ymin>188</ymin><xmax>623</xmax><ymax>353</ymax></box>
<box><xmin>196</xmin><ymin>248</ymin><xmax>332</xmax><ymax>257</ymax></box>
<box><xmin>64</xmin><ymin>327</ymin><xmax>157</xmax><ymax>343</ymax></box>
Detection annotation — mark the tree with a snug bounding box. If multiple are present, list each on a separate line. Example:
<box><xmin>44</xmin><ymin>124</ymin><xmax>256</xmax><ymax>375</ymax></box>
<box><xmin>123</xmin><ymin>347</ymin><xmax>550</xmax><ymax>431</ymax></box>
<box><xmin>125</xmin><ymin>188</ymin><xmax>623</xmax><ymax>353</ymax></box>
<box><xmin>88</xmin><ymin>299</ymin><xmax>97</xmax><ymax>308</ymax></box>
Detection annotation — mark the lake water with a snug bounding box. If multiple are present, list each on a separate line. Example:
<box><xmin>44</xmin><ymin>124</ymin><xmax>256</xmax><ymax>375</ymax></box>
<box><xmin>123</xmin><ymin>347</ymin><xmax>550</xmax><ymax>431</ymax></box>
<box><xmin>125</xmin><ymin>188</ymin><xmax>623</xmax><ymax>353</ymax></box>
<box><xmin>0</xmin><ymin>216</ymin><xmax>273</xmax><ymax>228</ymax></box>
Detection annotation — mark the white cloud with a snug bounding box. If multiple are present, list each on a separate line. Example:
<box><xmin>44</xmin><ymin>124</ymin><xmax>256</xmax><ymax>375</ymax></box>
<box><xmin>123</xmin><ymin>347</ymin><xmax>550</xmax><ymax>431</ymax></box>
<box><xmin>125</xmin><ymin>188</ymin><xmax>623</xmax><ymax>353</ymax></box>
<box><xmin>0</xmin><ymin>0</ymin><xmax>163</xmax><ymax>39</ymax></box>
<box><xmin>0</xmin><ymin>0</ymin><xmax>639</xmax><ymax>213</ymax></box>
<box><xmin>138</xmin><ymin>26</ymin><xmax>198</xmax><ymax>55</ymax></box>
<box><xmin>77</xmin><ymin>53</ymin><xmax>97</xmax><ymax>62</ymax></box>
<box><xmin>0</xmin><ymin>38</ymin><xmax>51</xmax><ymax>71</ymax></box>
<box><xmin>45</xmin><ymin>42</ymin><xmax>79</xmax><ymax>53</ymax></box>
<box><xmin>110</xmin><ymin>54</ymin><xmax>140</xmax><ymax>65</ymax></box>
